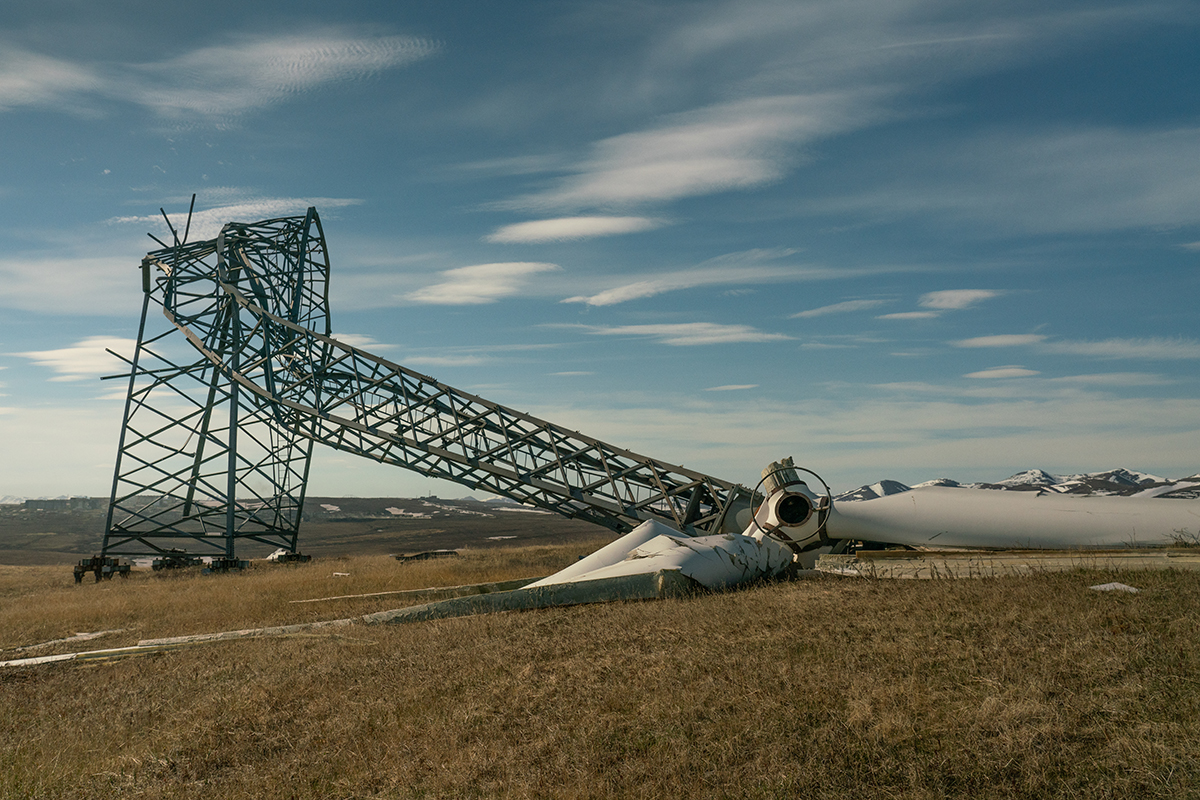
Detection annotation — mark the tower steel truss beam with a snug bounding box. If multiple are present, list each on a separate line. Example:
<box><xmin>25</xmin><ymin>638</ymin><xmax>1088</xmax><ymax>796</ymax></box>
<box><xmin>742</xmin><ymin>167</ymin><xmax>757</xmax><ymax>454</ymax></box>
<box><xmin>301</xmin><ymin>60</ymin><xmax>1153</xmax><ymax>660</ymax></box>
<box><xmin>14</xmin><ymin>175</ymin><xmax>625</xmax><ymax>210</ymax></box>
<box><xmin>102</xmin><ymin>208</ymin><xmax>749</xmax><ymax>563</ymax></box>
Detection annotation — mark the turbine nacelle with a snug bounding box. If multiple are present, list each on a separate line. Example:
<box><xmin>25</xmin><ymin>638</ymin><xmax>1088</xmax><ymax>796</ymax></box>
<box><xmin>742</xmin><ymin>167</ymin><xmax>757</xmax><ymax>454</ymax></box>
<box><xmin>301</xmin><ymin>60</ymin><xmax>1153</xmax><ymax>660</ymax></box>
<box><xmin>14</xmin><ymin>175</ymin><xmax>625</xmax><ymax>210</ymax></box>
<box><xmin>746</xmin><ymin>457</ymin><xmax>830</xmax><ymax>552</ymax></box>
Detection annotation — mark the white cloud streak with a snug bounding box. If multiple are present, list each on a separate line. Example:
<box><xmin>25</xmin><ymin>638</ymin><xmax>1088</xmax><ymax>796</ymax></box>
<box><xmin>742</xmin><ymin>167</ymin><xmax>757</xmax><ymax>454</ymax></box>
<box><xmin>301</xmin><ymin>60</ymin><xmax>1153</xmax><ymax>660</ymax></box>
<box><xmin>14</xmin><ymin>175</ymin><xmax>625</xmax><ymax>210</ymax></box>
<box><xmin>494</xmin><ymin>1</ymin><xmax>1167</xmax><ymax>228</ymax></box>
<box><xmin>406</xmin><ymin>262</ymin><xmax>560</xmax><ymax>305</ymax></box>
<box><xmin>562</xmin><ymin>264</ymin><xmax>807</xmax><ymax>306</ymax></box>
<box><xmin>0</xmin><ymin>32</ymin><xmax>437</xmax><ymax>123</ymax></box>
<box><xmin>580</xmin><ymin>322</ymin><xmax>793</xmax><ymax>346</ymax></box>
<box><xmin>954</xmin><ymin>334</ymin><xmax>1048</xmax><ymax>348</ymax></box>
<box><xmin>15</xmin><ymin>336</ymin><xmax>136</xmax><ymax>381</ymax></box>
<box><xmin>109</xmin><ymin>195</ymin><xmax>364</xmax><ymax>242</ymax></box>
<box><xmin>964</xmin><ymin>365</ymin><xmax>1040</xmax><ymax>379</ymax></box>
<box><xmin>1041</xmin><ymin>337</ymin><xmax>1200</xmax><ymax>360</ymax></box>
<box><xmin>792</xmin><ymin>299</ymin><xmax>890</xmax><ymax>318</ymax></box>
<box><xmin>919</xmin><ymin>289</ymin><xmax>1000</xmax><ymax>309</ymax></box>
<box><xmin>876</xmin><ymin>289</ymin><xmax>1002</xmax><ymax>321</ymax></box>
<box><xmin>507</xmin><ymin>92</ymin><xmax>888</xmax><ymax>212</ymax></box>
<box><xmin>953</xmin><ymin>335</ymin><xmax>1200</xmax><ymax>360</ymax></box>
<box><xmin>878</xmin><ymin>311</ymin><xmax>939</xmax><ymax>320</ymax></box>
<box><xmin>329</xmin><ymin>333</ymin><xmax>396</xmax><ymax>351</ymax></box>
<box><xmin>0</xmin><ymin>48</ymin><xmax>101</xmax><ymax>111</ymax></box>
<box><xmin>1047</xmin><ymin>372</ymin><xmax>1170</xmax><ymax>386</ymax></box>
<box><xmin>487</xmin><ymin>216</ymin><xmax>664</xmax><ymax>243</ymax></box>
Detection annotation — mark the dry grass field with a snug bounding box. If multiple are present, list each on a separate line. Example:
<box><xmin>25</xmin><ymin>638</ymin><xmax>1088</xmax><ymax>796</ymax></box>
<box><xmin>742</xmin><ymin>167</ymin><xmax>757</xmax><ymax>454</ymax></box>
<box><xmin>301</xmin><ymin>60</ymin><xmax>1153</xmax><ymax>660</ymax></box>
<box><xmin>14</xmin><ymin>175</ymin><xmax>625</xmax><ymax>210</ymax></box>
<box><xmin>2</xmin><ymin>544</ymin><xmax>1199</xmax><ymax>799</ymax></box>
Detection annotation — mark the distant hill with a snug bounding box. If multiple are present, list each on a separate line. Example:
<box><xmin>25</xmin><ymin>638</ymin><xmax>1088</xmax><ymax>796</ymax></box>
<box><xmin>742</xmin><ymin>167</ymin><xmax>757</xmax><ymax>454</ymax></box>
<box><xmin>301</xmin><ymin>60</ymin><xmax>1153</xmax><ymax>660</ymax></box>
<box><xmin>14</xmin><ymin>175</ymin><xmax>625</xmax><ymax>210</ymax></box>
<box><xmin>0</xmin><ymin>496</ymin><xmax>606</xmax><ymax>567</ymax></box>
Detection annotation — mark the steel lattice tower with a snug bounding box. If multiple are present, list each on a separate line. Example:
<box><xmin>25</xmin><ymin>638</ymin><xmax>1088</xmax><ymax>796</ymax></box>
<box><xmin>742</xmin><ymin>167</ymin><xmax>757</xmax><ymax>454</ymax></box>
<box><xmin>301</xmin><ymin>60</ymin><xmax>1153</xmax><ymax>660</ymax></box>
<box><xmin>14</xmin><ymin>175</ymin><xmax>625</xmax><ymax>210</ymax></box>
<box><xmin>101</xmin><ymin>210</ymin><xmax>329</xmax><ymax>567</ymax></box>
<box><xmin>97</xmin><ymin>207</ymin><xmax>752</xmax><ymax>573</ymax></box>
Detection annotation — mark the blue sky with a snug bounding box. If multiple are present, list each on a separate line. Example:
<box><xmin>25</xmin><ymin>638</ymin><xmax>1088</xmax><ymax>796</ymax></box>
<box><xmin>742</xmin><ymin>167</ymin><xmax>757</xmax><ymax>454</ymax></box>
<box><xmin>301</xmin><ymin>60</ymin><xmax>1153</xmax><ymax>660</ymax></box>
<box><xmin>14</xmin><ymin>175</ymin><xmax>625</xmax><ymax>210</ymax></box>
<box><xmin>1</xmin><ymin>0</ymin><xmax>1198</xmax><ymax>498</ymax></box>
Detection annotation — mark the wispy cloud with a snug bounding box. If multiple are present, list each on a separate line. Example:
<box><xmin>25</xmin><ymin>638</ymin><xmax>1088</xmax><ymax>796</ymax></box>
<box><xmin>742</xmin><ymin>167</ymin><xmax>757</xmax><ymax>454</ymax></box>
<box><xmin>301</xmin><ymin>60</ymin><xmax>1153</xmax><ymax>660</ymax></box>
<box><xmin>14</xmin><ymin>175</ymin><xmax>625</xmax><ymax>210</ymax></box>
<box><xmin>878</xmin><ymin>288</ymin><xmax>1002</xmax><ymax>320</ymax></box>
<box><xmin>452</xmin><ymin>153</ymin><xmax>569</xmax><ymax>176</ymax></box>
<box><xmin>1048</xmin><ymin>372</ymin><xmax>1171</xmax><ymax>386</ymax></box>
<box><xmin>506</xmin><ymin>92</ymin><xmax>888</xmax><ymax>212</ymax></box>
<box><xmin>109</xmin><ymin>194</ymin><xmax>364</xmax><ymax>241</ymax></box>
<box><xmin>487</xmin><ymin>216</ymin><xmax>664</xmax><ymax>243</ymax></box>
<box><xmin>1041</xmin><ymin>337</ymin><xmax>1200</xmax><ymax>360</ymax></box>
<box><xmin>124</xmin><ymin>33</ymin><xmax>437</xmax><ymax>119</ymax></box>
<box><xmin>0</xmin><ymin>48</ymin><xmax>100</xmax><ymax>112</ymax></box>
<box><xmin>953</xmin><ymin>334</ymin><xmax>1200</xmax><ymax>360</ymax></box>
<box><xmin>15</xmin><ymin>336</ymin><xmax>136</xmax><ymax>381</ymax></box>
<box><xmin>493</xmin><ymin>2</ymin><xmax>1162</xmax><ymax>225</ymax></box>
<box><xmin>0</xmin><ymin>33</ymin><xmax>437</xmax><ymax>124</ymax></box>
<box><xmin>792</xmin><ymin>298</ymin><xmax>890</xmax><ymax>318</ymax></box>
<box><xmin>705</xmin><ymin>384</ymin><xmax>759</xmax><ymax>391</ymax></box>
<box><xmin>919</xmin><ymin>289</ymin><xmax>1000</xmax><ymax>309</ymax></box>
<box><xmin>954</xmin><ymin>334</ymin><xmax>1048</xmax><ymax>348</ymax></box>
<box><xmin>562</xmin><ymin>263</ymin><xmax>808</xmax><ymax>306</ymax></box>
<box><xmin>964</xmin><ymin>365</ymin><xmax>1040</xmax><ymax>379</ymax></box>
<box><xmin>878</xmin><ymin>311</ymin><xmax>939</xmax><ymax>320</ymax></box>
<box><xmin>329</xmin><ymin>333</ymin><xmax>396</xmax><ymax>351</ymax></box>
<box><xmin>577</xmin><ymin>322</ymin><xmax>793</xmax><ymax>346</ymax></box>
<box><xmin>406</xmin><ymin>262</ymin><xmax>560</xmax><ymax>305</ymax></box>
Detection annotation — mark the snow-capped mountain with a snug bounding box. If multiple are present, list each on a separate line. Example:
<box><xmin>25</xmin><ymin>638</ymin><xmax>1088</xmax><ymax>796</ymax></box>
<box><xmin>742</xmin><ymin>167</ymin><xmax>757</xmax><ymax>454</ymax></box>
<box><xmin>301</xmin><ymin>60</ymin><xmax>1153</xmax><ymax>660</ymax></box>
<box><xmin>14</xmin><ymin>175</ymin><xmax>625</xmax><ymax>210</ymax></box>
<box><xmin>1067</xmin><ymin>468</ymin><xmax>1165</xmax><ymax>486</ymax></box>
<box><xmin>911</xmin><ymin>478</ymin><xmax>960</xmax><ymax>489</ymax></box>
<box><xmin>834</xmin><ymin>480</ymin><xmax>911</xmax><ymax>502</ymax></box>
<box><xmin>837</xmin><ymin>469</ymin><xmax>1200</xmax><ymax>501</ymax></box>
<box><xmin>994</xmin><ymin>469</ymin><xmax>1059</xmax><ymax>488</ymax></box>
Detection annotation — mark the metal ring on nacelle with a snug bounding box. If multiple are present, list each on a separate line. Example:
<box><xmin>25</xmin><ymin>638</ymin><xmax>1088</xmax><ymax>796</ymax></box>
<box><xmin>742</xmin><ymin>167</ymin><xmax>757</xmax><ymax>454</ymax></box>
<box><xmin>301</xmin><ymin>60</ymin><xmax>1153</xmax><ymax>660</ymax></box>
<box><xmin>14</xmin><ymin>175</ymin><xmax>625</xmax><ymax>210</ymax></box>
<box><xmin>747</xmin><ymin>463</ymin><xmax>833</xmax><ymax>551</ymax></box>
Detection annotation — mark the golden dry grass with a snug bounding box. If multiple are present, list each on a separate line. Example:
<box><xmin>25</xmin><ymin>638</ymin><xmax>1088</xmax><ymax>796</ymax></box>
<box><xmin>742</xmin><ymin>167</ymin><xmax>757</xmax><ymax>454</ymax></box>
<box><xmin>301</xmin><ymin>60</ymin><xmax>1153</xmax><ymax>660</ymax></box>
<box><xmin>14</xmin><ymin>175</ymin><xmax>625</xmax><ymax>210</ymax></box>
<box><xmin>2</xmin><ymin>547</ymin><xmax>1199</xmax><ymax>799</ymax></box>
<box><xmin>0</xmin><ymin>541</ymin><xmax>609</xmax><ymax>655</ymax></box>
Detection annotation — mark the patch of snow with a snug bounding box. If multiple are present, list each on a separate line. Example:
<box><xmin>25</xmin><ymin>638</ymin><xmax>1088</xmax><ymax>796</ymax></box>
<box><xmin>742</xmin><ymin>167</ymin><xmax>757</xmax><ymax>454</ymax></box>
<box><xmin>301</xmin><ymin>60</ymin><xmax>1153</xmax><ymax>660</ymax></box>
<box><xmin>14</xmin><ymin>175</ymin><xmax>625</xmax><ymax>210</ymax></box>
<box><xmin>385</xmin><ymin>507</ymin><xmax>432</xmax><ymax>518</ymax></box>
<box><xmin>420</xmin><ymin>500</ymin><xmax>493</xmax><ymax>517</ymax></box>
